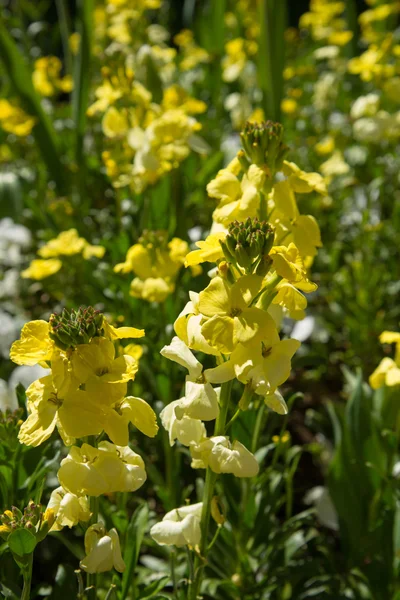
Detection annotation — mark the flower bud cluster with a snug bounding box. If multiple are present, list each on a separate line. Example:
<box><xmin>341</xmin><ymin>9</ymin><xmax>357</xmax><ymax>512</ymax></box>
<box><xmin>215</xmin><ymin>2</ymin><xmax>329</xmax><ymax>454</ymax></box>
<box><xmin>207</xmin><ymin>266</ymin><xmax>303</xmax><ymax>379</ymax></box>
<box><xmin>221</xmin><ymin>217</ymin><xmax>274</xmax><ymax>275</ymax></box>
<box><xmin>240</xmin><ymin>120</ymin><xmax>289</xmax><ymax>171</ymax></box>
<box><xmin>49</xmin><ymin>306</ymin><xmax>104</xmax><ymax>350</ymax></box>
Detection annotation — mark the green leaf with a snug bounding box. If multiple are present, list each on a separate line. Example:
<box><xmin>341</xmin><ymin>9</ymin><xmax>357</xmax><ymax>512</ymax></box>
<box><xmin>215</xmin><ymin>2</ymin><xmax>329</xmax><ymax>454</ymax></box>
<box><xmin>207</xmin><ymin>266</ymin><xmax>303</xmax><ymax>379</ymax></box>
<box><xmin>139</xmin><ymin>576</ymin><xmax>169</xmax><ymax>599</ymax></box>
<box><xmin>258</xmin><ymin>0</ymin><xmax>287</xmax><ymax>121</ymax></box>
<box><xmin>120</xmin><ymin>504</ymin><xmax>149</xmax><ymax>600</ymax></box>
<box><xmin>72</xmin><ymin>0</ymin><xmax>93</xmax><ymax>205</ymax></box>
<box><xmin>0</xmin><ymin>22</ymin><xmax>67</xmax><ymax>193</ymax></box>
<box><xmin>8</xmin><ymin>529</ymin><xmax>36</xmax><ymax>557</ymax></box>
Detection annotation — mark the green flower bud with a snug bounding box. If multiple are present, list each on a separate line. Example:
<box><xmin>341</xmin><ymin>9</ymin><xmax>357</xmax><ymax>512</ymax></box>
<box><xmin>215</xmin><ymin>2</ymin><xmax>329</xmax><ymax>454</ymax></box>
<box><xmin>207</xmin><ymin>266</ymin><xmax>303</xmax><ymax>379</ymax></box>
<box><xmin>240</xmin><ymin>120</ymin><xmax>289</xmax><ymax>171</ymax></box>
<box><xmin>225</xmin><ymin>218</ymin><xmax>275</xmax><ymax>274</ymax></box>
<box><xmin>49</xmin><ymin>306</ymin><xmax>104</xmax><ymax>350</ymax></box>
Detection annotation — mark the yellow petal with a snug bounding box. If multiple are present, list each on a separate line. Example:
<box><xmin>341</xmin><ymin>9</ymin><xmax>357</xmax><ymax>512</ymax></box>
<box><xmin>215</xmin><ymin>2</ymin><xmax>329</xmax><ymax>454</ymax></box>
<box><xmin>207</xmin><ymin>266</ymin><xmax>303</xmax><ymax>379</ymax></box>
<box><xmin>121</xmin><ymin>396</ymin><xmax>158</xmax><ymax>437</ymax></box>
<box><xmin>10</xmin><ymin>320</ymin><xmax>53</xmax><ymax>366</ymax></box>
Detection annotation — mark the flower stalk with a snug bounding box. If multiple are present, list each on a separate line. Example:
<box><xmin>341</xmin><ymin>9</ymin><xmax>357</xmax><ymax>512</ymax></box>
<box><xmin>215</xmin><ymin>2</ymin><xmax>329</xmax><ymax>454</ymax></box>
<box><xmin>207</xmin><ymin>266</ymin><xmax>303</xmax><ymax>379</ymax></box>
<box><xmin>188</xmin><ymin>380</ymin><xmax>232</xmax><ymax>599</ymax></box>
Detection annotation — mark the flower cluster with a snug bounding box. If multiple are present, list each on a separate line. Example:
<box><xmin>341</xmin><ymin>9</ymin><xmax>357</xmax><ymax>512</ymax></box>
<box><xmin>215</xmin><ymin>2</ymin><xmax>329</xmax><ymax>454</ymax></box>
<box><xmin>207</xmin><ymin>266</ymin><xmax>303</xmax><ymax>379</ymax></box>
<box><xmin>21</xmin><ymin>229</ymin><xmax>105</xmax><ymax>281</ymax></box>
<box><xmin>114</xmin><ymin>230</ymin><xmax>192</xmax><ymax>302</ymax></box>
<box><xmin>151</xmin><ymin>120</ymin><xmax>324</xmax><ymax>550</ymax></box>
<box><xmin>10</xmin><ymin>307</ymin><xmax>157</xmax><ymax>572</ymax></box>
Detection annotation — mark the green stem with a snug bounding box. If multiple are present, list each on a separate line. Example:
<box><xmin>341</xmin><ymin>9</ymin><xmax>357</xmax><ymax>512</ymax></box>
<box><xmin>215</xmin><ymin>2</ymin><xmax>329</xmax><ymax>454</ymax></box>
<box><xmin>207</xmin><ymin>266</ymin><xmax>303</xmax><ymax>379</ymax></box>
<box><xmin>252</xmin><ymin>403</ymin><xmax>266</xmax><ymax>454</ymax></box>
<box><xmin>21</xmin><ymin>554</ymin><xmax>33</xmax><ymax>600</ymax></box>
<box><xmin>188</xmin><ymin>381</ymin><xmax>232</xmax><ymax>600</ymax></box>
<box><xmin>86</xmin><ymin>436</ymin><xmax>99</xmax><ymax>600</ymax></box>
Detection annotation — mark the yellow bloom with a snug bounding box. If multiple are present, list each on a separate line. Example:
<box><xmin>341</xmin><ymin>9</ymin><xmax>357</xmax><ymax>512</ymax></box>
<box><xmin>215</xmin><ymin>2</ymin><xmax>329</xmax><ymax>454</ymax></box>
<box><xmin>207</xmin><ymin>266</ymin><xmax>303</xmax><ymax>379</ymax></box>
<box><xmin>115</xmin><ymin>234</ymin><xmax>188</xmax><ymax>302</ymax></box>
<box><xmin>270</xmin><ymin>244</ymin><xmax>317</xmax><ymax>291</ymax></box>
<box><xmin>369</xmin><ymin>330</ymin><xmax>400</xmax><ymax>389</ymax></box>
<box><xmin>32</xmin><ymin>56</ymin><xmax>72</xmax><ymax>97</ymax></box>
<box><xmin>80</xmin><ymin>524</ymin><xmax>125</xmax><ymax>574</ymax></box>
<box><xmin>102</xmin><ymin>107</ymin><xmax>129</xmax><ymax>138</ymax></box>
<box><xmin>105</xmin><ymin>396</ymin><xmax>158</xmax><ymax>446</ymax></box>
<box><xmin>206</xmin><ymin>331</ymin><xmax>300</xmax><ymax>402</ymax></box>
<box><xmin>369</xmin><ymin>358</ymin><xmax>400</xmax><ymax>389</ymax></box>
<box><xmin>0</xmin><ymin>100</ymin><xmax>36</xmax><ymax>136</ymax></box>
<box><xmin>174</xmin><ymin>291</ymin><xmax>221</xmax><ymax>356</ymax></box>
<box><xmin>190</xmin><ymin>436</ymin><xmax>259</xmax><ymax>477</ymax></box>
<box><xmin>199</xmin><ymin>275</ymin><xmax>274</xmax><ymax>353</ymax></box>
<box><xmin>281</xmin><ymin>98</ymin><xmax>298</xmax><ymax>114</ymax></box>
<box><xmin>21</xmin><ymin>259</ymin><xmax>62</xmax><ymax>280</ymax></box>
<box><xmin>271</xmin><ymin>180</ymin><xmax>322</xmax><ymax>258</ymax></box>
<box><xmin>185</xmin><ymin>233</ymin><xmax>226</xmax><ymax>267</ymax></box>
<box><xmin>47</xmin><ymin>486</ymin><xmax>91</xmax><ymax>531</ymax></box>
<box><xmin>150</xmin><ymin>503</ymin><xmax>203</xmax><ymax>547</ymax></box>
<box><xmin>18</xmin><ymin>375</ymin><xmax>106</xmax><ymax>447</ymax></box>
<box><xmin>58</xmin><ymin>442</ymin><xmax>147</xmax><ymax>496</ymax></box>
<box><xmin>282</xmin><ymin>161</ymin><xmax>327</xmax><ymax>195</ymax></box>
<box><xmin>209</xmin><ymin>165</ymin><xmax>265</xmax><ymax>227</ymax></box>
<box><xmin>38</xmin><ymin>229</ymin><xmax>104</xmax><ymax>260</ymax></box>
<box><xmin>103</xmin><ymin>321</ymin><xmax>145</xmax><ymax>340</ymax></box>
<box><xmin>10</xmin><ymin>320</ymin><xmax>53</xmax><ymax>366</ymax></box>
<box><xmin>315</xmin><ymin>136</ymin><xmax>335</xmax><ymax>155</ymax></box>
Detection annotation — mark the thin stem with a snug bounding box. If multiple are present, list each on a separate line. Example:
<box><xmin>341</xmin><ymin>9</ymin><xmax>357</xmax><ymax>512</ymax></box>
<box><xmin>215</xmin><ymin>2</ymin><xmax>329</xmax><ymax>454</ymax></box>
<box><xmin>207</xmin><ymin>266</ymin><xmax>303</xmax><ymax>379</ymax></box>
<box><xmin>188</xmin><ymin>380</ymin><xmax>233</xmax><ymax>600</ymax></box>
<box><xmin>21</xmin><ymin>554</ymin><xmax>33</xmax><ymax>600</ymax></box>
<box><xmin>86</xmin><ymin>436</ymin><xmax>99</xmax><ymax>600</ymax></box>
<box><xmin>252</xmin><ymin>403</ymin><xmax>266</xmax><ymax>454</ymax></box>
<box><xmin>225</xmin><ymin>408</ymin><xmax>241</xmax><ymax>433</ymax></box>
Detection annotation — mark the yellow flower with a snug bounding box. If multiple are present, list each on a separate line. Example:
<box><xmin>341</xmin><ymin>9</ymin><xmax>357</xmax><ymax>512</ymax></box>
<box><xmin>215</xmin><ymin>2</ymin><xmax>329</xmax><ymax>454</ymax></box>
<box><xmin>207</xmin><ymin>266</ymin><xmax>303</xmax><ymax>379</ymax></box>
<box><xmin>80</xmin><ymin>524</ymin><xmax>125</xmax><ymax>574</ymax></box>
<box><xmin>58</xmin><ymin>442</ymin><xmax>147</xmax><ymax>496</ymax></box>
<box><xmin>102</xmin><ymin>321</ymin><xmax>145</xmax><ymax>341</ymax></box>
<box><xmin>115</xmin><ymin>234</ymin><xmax>188</xmax><ymax>302</ymax></box>
<box><xmin>10</xmin><ymin>320</ymin><xmax>53</xmax><ymax>366</ymax></box>
<box><xmin>209</xmin><ymin>165</ymin><xmax>265</xmax><ymax>227</ymax></box>
<box><xmin>206</xmin><ymin>328</ymin><xmax>300</xmax><ymax>402</ymax></box>
<box><xmin>282</xmin><ymin>161</ymin><xmax>327</xmax><ymax>195</ymax></box>
<box><xmin>270</xmin><ymin>244</ymin><xmax>317</xmax><ymax>291</ymax></box>
<box><xmin>105</xmin><ymin>396</ymin><xmax>158</xmax><ymax>446</ymax></box>
<box><xmin>185</xmin><ymin>233</ymin><xmax>226</xmax><ymax>267</ymax></box>
<box><xmin>47</xmin><ymin>486</ymin><xmax>91</xmax><ymax>531</ymax></box>
<box><xmin>315</xmin><ymin>136</ymin><xmax>335</xmax><ymax>155</ymax></box>
<box><xmin>18</xmin><ymin>375</ymin><xmax>106</xmax><ymax>447</ymax></box>
<box><xmin>160</xmin><ymin>399</ymin><xmax>206</xmax><ymax>447</ymax></box>
<box><xmin>21</xmin><ymin>259</ymin><xmax>62</xmax><ymax>280</ymax></box>
<box><xmin>198</xmin><ymin>275</ymin><xmax>274</xmax><ymax>353</ymax></box>
<box><xmin>32</xmin><ymin>56</ymin><xmax>72</xmax><ymax>97</ymax></box>
<box><xmin>369</xmin><ymin>330</ymin><xmax>400</xmax><ymax>389</ymax></box>
<box><xmin>102</xmin><ymin>107</ymin><xmax>129</xmax><ymax>138</ymax></box>
<box><xmin>271</xmin><ymin>180</ymin><xmax>322</xmax><ymax>258</ymax></box>
<box><xmin>369</xmin><ymin>358</ymin><xmax>400</xmax><ymax>389</ymax></box>
<box><xmin>174</xmin><ymin>291</ymin><xmax>221</xmax><ymax>356</ymax></box>
<box><xmin>162</xmin><ymin>85</ymin><xmax>207</xmax><ymax>115</ymax></box>
<box><xmin>38</xmin><ymin>229</ymin><xmax>104</xmax><ymax>259</ymax></box>
<box><xmin>0</xmin><ymin>100</ymin><xmax>36</xmax><ymax>136</ymax></box>
<box><xmin>281</xmin><ymin>98</ymin><xmax>298</xmax><ymax>114</ymax></box>
<box><xmin>190</xmin><ymin>436</ymin><xmax>259</xmax><ymax>477</ymax></box>
<box><xmin>150</xmin><ymin>503</ymin><xmax>203</xmax><ymax>547</ymax></box>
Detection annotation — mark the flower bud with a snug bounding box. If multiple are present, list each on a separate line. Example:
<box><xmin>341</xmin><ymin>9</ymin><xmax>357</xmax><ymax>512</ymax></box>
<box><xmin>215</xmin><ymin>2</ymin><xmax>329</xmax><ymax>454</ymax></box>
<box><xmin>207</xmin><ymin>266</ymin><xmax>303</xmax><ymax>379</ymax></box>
<box><xmin>49</xmin><ymin>306</ymin><xmax>104</xmax><ymax>350</ymax></box>
<box><xmin>240</xmin><ymin>120</ymin><xmax>288</xmax><ymax>171</ymax></box>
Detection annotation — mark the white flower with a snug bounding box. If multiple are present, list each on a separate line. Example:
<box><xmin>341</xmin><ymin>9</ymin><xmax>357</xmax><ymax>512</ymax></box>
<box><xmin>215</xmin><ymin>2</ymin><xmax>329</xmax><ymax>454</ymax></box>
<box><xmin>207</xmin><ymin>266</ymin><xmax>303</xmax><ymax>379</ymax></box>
<box><xmin>80</xmin><ymin>524</ymin><xmax>125</xmax><ymax>573</ymax></box>
<box><xmin>190</xmin><ymin>436</ymin><xmax>259</xmax><ymax>478</ymax></box>
<box><xmin>160</xmin><ymin>399</ymin><xmax>206</xmax><ymax>447</ymax></box>
<box><xmin>150</xmin><ymin>502</ymin><xmax>203</xmax><ymax>547</ymax></box>
<box><xmin>47</xmin><ymin>486</ymin><xmax>91</xmax><ymax>531</ymax></box>
<box><xmin>160</xmin><ymin>337</ymin><xmax>219</xmax><ymax>420</ymax></box>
